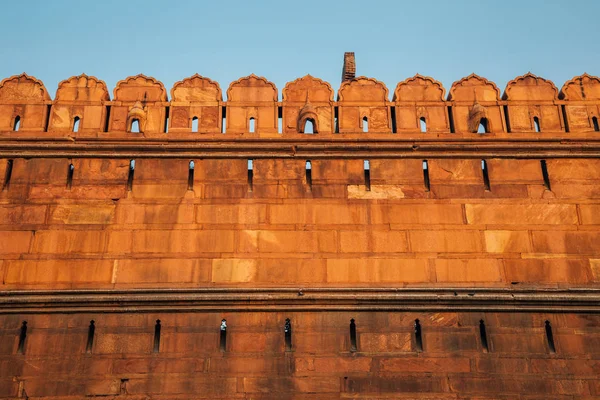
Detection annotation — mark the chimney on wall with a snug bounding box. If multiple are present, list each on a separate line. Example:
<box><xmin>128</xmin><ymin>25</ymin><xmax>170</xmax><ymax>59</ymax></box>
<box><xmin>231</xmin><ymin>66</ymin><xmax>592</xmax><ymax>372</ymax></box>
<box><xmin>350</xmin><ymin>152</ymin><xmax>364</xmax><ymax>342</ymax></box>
<box><xmin>342</xmin><ymin>52</ymin><xmax>356</xmax><ymax>83</ymax></box>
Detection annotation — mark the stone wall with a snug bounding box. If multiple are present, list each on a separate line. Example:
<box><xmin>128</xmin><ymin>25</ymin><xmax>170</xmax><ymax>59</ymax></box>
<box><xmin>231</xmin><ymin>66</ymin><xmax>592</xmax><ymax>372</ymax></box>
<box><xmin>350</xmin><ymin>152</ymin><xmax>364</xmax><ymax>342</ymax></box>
<box><xmin>0</xmin><ymin>67</ymin><xmax>599</xmax><ymax>399</ymax></box>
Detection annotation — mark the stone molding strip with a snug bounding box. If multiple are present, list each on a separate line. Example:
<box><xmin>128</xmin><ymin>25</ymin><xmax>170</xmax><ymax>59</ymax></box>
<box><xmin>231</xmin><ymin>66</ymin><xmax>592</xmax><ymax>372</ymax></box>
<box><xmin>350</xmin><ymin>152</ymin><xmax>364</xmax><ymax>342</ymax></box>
<box><xmin>1</xmin><ymin>288</ymin><xmax>599</xmax><ymax>314</ymax></box>
<box><xmin>0</xmin><ymin>137</ymin><xmax>600</xmax><ymax>159</ymax></box>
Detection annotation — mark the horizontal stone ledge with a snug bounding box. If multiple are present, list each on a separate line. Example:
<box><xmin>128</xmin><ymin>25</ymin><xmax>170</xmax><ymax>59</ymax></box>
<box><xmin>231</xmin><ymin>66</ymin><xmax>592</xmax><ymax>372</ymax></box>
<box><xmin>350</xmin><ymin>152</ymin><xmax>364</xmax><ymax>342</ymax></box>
<box><xmin>0</xmin><ymin>139</ymin><xmax>600</xmax><ymax>159</ymax></box>
<box><xmin>1</xmin><ymin>287</ymin><xmax>599</xmax><ymax>314</ymax></box>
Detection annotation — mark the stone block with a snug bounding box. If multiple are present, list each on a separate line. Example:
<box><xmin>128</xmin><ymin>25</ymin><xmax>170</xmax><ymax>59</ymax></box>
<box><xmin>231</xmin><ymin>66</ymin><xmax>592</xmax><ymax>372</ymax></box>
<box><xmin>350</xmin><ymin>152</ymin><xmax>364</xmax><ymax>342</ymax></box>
<box><xmin>326</xmin><ymin>258</ymin><xmax>430</xmax><ymax>283</ymax></box>
<box><xmin>466</xmin><ymin>204</ymin><xmax>578</xmax><ymax>225</ymax></box>
<box><xmin>409</xmin><ymin>230</ymin><xmax>483</xmax><ymax>253</ymax></box>
<box><xmin>435</xmin><ymin>258</ymin><xmax>503</xmax><ymax>282</ymax></box>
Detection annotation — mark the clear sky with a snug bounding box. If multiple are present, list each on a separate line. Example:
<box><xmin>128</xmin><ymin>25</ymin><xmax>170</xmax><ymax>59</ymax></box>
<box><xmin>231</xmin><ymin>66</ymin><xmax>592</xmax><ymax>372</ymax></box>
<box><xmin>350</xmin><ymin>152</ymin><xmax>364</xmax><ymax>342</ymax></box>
<box><xmin>1</xmin><ymin>0</ymin><xmax>598</xmax><ymax>99</ymax></box>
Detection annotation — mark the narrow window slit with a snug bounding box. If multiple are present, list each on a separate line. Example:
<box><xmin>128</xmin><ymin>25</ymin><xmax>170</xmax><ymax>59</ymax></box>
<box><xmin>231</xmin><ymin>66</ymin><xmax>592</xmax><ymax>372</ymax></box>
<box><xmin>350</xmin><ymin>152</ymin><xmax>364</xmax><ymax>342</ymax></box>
<box><xmin>66</xmin><ymin>163</ymin><xmax>74</xmax><ymax>189</ymax></box>
<box><xmin>127</xmin><ymin>160</ymin><xmax>135</xmax><ymax>191</ymax></box>
<box><xmin>221</xmin><ymin>106</ymin><xmax>227</xmax><ymax>133</ymax></box>
<box><xmin>349</xmin><ymin>319</ymin><xmax>357</xmax><ymax>352</ymax></box>
<box><xmin>364</xmin><ymin>160</ymin><xmax>371</xmax><ymax>191</ymax></box>
<box><xmin>545</xmin><ymin>320</ymin><xmax>556</xmax><ymax>353</ymax></box>
<box><xmin>131</xmin><ymin>119</ymin><xmax>140</xmax><ymax>133</ymax></box>
<box><xmin>191</xmin><ymin>117</ymin><xmax>198</xmax><ymax>133</ymax></box>
<box><xmin>153</xmin><ymin>320</ymin><xmax>161</xmax><ymax>353</ymax></box>
<box><xmin>247</xmin><ymin>159</ymin><xmax>253</xmax><ymax>192</ymax></box>
<box><xmin>503</xmin><ymin>105</ymin><xmax>511</xmax><ymax>132</ymax></box>
<box><xmin>362</xmin><ymin>116</ymin><xmax>369</xmax><ymax>133</ymax></box>
<box><xmin>3</xmin><ymin>159</ymin><xmax>13</xmax><ymax>190</ymax></box>
<box><xmin>481</xmin><ymin>159</ymin><xmax>491</xmax><ymax>191</ymax></box>
<box><xmin>334</xmin><ymin>106</ymin><xmax>339</xmax><ymax>133</ymax></box>
<box><xmin>220</xmin><ymin>319</ymin><xmax>227</xmax><ymax>352</ymax></box>
<box><xmin>13</xmin><ymin>116</ymin><xmax>20</xmax><ymax>132</ymax></box>
<box><xmin>479</xmin><ymin>320</ymin><xmax>489</xmax><ymax>353</ymax></box>
<box><xmin>249</xmin><ymin>117</ymin><xmax>255</xmax><ymax>133</ymax></box>
<box><xmin>188</xmin><ymin>160</ymin><xmax>195</xmax><ymax>190</ymax></box>
<box><xmin>414</xmin><ymin>319</ymin><xmax>423</xmax><ymax>352</ymax></box>
<box><xmin>422</xmin><ymin>160</ymin><xmax>430</xmax><ymax>192</ymax></box>
<box><xmin>420</xmin><ymin>117</ymin><xmax>427</xmax><ymax>133</ymax></box>
<box><xmin>304</xmin><ymin>119</ymin><xmax>314</xmax><ymax>134</ymax></box>
<box><xmin>17</xmin><ymin>321</ymin><xmax>27</xmax><ymax>354</ymax></box>
<box><xmin>593</xmin><ymin>116</ymin><xmax>599</xmax><ymax>132</ymax></box>
<box><xmin>448</xmin><ymin>106</ymin><xmax>456</xmax><ymax>133</ymax></box>
<box><xmin>104</xmin><ymin>106</ymin><xmax>111</xmax><ymax>132</ymax></box>
<box><xmin>284</xmin><ymin>318</ymin><xmax>292</xmax><ymax>351</ymax></box>
<box><xmin>73</xmin><ymin>117</ymin><xmax>80</xmax><ymax>133</ymax></box>
<box><xmin>533</xmin><ymin>116</ymin><xmax>541</xmax><ymax>133</ymax></box>
<box><xmin>390</xmin><ymin>106</ymin><xmax>397</xmax><ymax>133</ymax></box>
<box><xmin>305</xmin><ymin>160</ymin><xmax>312</xmax><ymax>189</ymax></box>
<box><xmin>478</xmin><ymin>118</ymin><xmax>488</xmax><ymax>134</ymax></box>
<box><xmin>164</xmin><ymin>107</ymin><xmax>169</xmax><ymax>133</ymax></box>
<box><xmin>541</xmin><ymin>160</ymin><xmax>551</xmax><ymax>190</ymax></box>
<box><xmin>278</xmin><ymin>106</ymin><xmax>282</xmax><ymax>134</ymax></box>
<box><xmin>86</xmin><ymin>320</ymin><xmax>95</xmax><ymax>354</ymax></box>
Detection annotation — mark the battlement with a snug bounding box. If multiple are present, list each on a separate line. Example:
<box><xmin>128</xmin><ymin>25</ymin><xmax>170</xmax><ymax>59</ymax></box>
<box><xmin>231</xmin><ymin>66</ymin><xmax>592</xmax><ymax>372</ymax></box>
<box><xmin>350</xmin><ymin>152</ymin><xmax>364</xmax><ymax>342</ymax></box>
<box><xmin>1</xmin><ymin>71</ymin><xmax>599</xmax><ymax>138</ymax></box>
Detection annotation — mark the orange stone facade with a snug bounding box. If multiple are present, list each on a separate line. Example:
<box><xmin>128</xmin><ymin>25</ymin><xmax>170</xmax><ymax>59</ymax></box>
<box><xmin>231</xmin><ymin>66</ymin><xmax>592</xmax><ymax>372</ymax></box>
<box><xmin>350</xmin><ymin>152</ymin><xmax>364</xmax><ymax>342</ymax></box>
<box><xmin>1</xmin><ymin>56</ymin><xmax>600</xmax><ymax>399</ymax></box>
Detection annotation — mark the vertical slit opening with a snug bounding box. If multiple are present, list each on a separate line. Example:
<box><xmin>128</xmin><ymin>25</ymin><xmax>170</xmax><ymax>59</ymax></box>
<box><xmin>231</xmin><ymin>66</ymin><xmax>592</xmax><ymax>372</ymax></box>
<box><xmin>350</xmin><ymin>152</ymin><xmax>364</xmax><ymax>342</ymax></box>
<box><xmin>349</xmin><ymin>319</ymin><xmax>357</xmax><ymax>352</ymax></box>
<box><xmin>422</xmin><ymin>160</ymin><xmax>430</xmax><ymax>192</ymax></box>
<box><xmin>86</xmin><ymin>320</ymin><xmax>95</xmax><ymax>354</ymax></box>
<box><xmin>3</xmin><ymin>159</ymin><xmax>13</xmax><ymax>190</ymax></box>
<box><xmin>67</xmin><ymin>163</ymin><xmax>74</xmax><ymax>189</ymax></box>
<box><xmin>131</xmin><ymin>119</ymin><xmax>140</xmax><ymax>133</ymax></box>
<box><xmin>247</xmin><ymin>159</ymin><xmax>253</xmax><ymax>192</ymax></box>
<box><xmin>278</xmin><ymin>106</ymin><xmax>282</xmax><ymax>134</ymax></box>
<box><xmin>45</xmin><ymin>105</ymin><xmax>51</xmax><ymax>131</ymax></box>
<box><xmin>284</xmin><ymin>318</ymin><xmax>292</xmax><ymax>351</ymax></box>
<box><xmin>481</xmin><ymin>159</ymin><xmax>491</xmax><ymax>191</ymax></box>
<box><xmin>127</xmin><ymin>159</ymin><xmax>135</xmax><ymax>191</ymax></box>
<box><xmin>188</xmin><ymin>160</ymin><xmax>195</xmax><ymax>190</ymax></box>
<box><xmin>561</xmin><ymin>105</ymin><xmax>570</xmax><ymax>132</ymax></box>
<box><xmin>305</xmin><ymin>160</ymin><xmax>312</xmax><ymax>190</ymax></box>
<box><xmin>17</xmin><ymin>321</ymin><xmax>27</xmax><ymax>354</ymax></box>
<box><xmin>191</xmin><ymin>116</ymin><xmax>198</xmax><ymax>133</ymax></box>
<box><xmin>220</xmin><ymin>319</ymin><xmax>227</xmax><ymax>352</ymax></box>
<box><xmin>221</xmin><ymin>106</ymin><xmax>227</xmax><ymax>133</ymax></box>
<box><xmin>304</xmin><ymin>119</ymin><xmax>314</xmax><ymax>134</ymax></box>
<box><xmin>13</xmin><ymin>116</ymin><xmax>20</xmax><ymax>132</ymax></box>
<box><xmin>414</xmin><ymin>319</ymin><xmax>423</xmax><ymax>352</ymax></box>
<box><xmin>447</xmin><ymin>106</ymin><xmax>455</xmax><ymax>133</ymax></box>
<box><xmin>503</xmin><ymin>105</ymin><xmax>511</xmax><ymax>133</ymax></box>
<box><xmin>541</xmin><ymin>160</ymin><xmax>551</xmax><ymax>190</ymax></box>
<box><xmin>545</xmin><ymin>320</ymin><xmax>556</xmax><ymax>353</ymax></box>
<box><xmin>390</xmin><ymin>106</ymin><xmax>397</xmax><ymax>133</ymax></box>
<box><xmin>249</xmin><ymin>117</ymin><xmax>255</xmax><ymax>133</ymax></box>
<box><xmin>73</xmin><ymin>116</ymin><xmax>80</xmax><ymax>133</ymax></box>
<box><xmin>164</xmin><ymin>107</ymin><xmax>169</xmax><ymax>133</ymax></box>
<box><xmin>153</xmin><ymin>319</ymin><xmax>161</xmax><ymax>353</ymax></box>
<box><xmin>364</xmin><ymin>160</ymin><xmax>371</xmax><ymax>191</ymax></box>
<box><xmin>593</xmin><ymin>116</ymin><xmax>599</xmax><ymax>132</ymax></box>
<box><xmin>334</xmin><ymin>106</ymin><xmax>339</xmax><ymax>133</ymax></box>
<box><xmin>104</xmin><ymin>106</ymin><xmax>111</xmax><ymax>132</ymax></box>
<box><xmin>478</xmin><ymin>118</ymin><xmax>488</xmax><ymax>134</ymax></box>
<box><xmin>533</xmin><ymin>116</ymin><xmax>541</xmax><ymax>133</ymax></box>
<box><xmin>420</xmin><ymin>117</ymin><xmax>427</xmax><ymax>133</ymax></box>
<box><xmin>479</xmin><ymin>320</ymin><xmax>489</xmax><ymax>353</ymax></box>
<box><xmin>362</xmin><ymin>116</ymin><xmax>369</xmax><ymax>132</ymax></box>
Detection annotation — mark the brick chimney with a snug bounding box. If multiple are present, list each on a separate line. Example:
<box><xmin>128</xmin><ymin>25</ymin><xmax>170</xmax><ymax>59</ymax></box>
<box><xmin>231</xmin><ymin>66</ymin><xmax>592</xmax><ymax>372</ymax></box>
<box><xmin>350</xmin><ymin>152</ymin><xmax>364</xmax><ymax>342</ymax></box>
<box><xmin>342</xmin><ymin>52</ymin><xmax>356</xmax><ymax>82</ymax></box>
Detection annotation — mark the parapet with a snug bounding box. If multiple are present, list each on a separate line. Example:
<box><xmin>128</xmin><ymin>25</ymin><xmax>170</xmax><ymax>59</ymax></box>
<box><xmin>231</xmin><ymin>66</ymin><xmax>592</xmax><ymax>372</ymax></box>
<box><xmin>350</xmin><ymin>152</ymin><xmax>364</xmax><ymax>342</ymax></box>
<box><xmin>0</xmin><ymin>71</ymin><xmax>598</xmax><ymax>138</ymax></box>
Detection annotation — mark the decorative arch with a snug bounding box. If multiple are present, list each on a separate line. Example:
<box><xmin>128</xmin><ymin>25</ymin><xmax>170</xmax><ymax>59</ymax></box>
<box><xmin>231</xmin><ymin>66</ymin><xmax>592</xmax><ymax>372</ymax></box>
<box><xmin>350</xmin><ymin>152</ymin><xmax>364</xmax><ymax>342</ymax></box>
<box><xmin>393</xmin><ymin>74</ymin><xmax>446</xmax><ymax>102</ymax></box>
<box><xmin>0</xmin><ymin>73</ymin><xmax>51</xmax><ymax>103</ymax></box>
<box><xmin>170</xmin><ymin>74</ymin><xmax>222</xmax><ymax>102</ymax></box>
<box><xmin>55</xmin><ymin>74</ymin><xmax>110</xmax><ymax>102</ymax></box>
<box><xmin>113</xmin><ymin>74</ymin><xmax>168</xmax><ymax>102</ymax></box>
<box><xmin>282</xmin><ymin>75</ymin><xmax>334</xmax><ymax>103</ymax></box>
<box><xmin>468</xmin><ymin>102</ymin><xmax>492</xmax><ymax>133</ymax></box>
<box><xmin>338</xmin><ymin>77</ymin><xmax>389</xmax><ymax>102</ymax></box>
<box><xmin>503</xmin><ymin>73</ymin><xmax>559</xmax><ymax>101</ymax></box>
<box><xmin>560</xmin><ymin>73</ymin><xmax>600</xmax><ymax>100</ymax></box>
<box><xmin>448</xmin><ymin>73</ymin><xmax>501</xmax><ymax>102</ymax></box>
<box><xmin>297</xmin><ymin>102</ymin><xmax>319</xmax><ymax>133</ymax></box>
<box><xmin>226</xmin><ymin>74</ymin><xmax>278</xmax><ymax>102</ymax></box>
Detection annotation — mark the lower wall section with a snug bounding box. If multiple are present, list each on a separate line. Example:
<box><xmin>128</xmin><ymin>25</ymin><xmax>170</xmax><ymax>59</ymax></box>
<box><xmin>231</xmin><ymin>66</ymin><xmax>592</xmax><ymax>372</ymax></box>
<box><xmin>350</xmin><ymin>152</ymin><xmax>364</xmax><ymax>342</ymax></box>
<box><xmin>0</xmin><ymin>310</ymin><xmax>599</xmax><ymax>399</ymax></box>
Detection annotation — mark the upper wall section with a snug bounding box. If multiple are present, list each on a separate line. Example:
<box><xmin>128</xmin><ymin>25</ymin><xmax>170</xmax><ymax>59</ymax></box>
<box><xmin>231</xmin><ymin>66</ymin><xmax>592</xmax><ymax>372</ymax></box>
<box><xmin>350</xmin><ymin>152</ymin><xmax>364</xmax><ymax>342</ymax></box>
<box><xmin>1</xmin><ymin>72</ymin><xmax>600</xmax><ymax>137</ymax></box>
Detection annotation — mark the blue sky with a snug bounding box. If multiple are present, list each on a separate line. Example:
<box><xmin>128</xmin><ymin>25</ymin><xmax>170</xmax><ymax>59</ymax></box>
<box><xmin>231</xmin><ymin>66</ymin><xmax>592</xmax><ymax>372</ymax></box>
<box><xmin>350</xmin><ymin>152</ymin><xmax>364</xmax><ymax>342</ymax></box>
<box><xmin>0</xmin><ymin>0</ymin><xmax>598</xmax><ymax>99</ymax></box>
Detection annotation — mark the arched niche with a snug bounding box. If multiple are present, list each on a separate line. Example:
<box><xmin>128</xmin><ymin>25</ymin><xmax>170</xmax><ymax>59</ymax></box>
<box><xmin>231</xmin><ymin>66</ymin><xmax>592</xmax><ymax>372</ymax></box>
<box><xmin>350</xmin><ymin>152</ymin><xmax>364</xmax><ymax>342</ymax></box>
<box><xmin>337</xmin><ymin>77</ymin><xmax>390</xmax><ymax>133</ymax></box>
<box><xmin>448</xmin><ymin>74</ymin><xmax>505</xmax><ymax>135</ymax></box>
<box><xmin>49</xmin><ymin>74</ymin><xmax>110</xmax><ymax>134</ymax></box>
<box><xmin>109</xmin><ymin>74</ymin><xmax>167</xmax><ymax>135</ymax></box>
<box><xmin>225</xmin><ymin>74</ymin><xmax>278</xmax><ymax>136</ymax></box>
<box><xmin>0</xmin><ymin>73</ymin><xmax>51</xmax><ymax>132</ymax></box>
<box><xmin>169</xmin><ymin>74</ymin><xmax>222</xmax><ymax>134</ymax></box>
<box><xmin>503</xmin><ymin>73</ymin><xmax>563</xmax><ymax>133</ymax></box>
<box><xmin>393</xmin><ymin>74</ymin><xmax>449</xmax><ymax>133</ymax></box>
<box><xmin>560</xmin><ymin>74</ymin><xmax>600</xmax><ymax>133</ymax></box>
<box><xmin>282</xmin><ymin>75</ymin><xmax>334</xmax><ymax>135</ymax></box>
